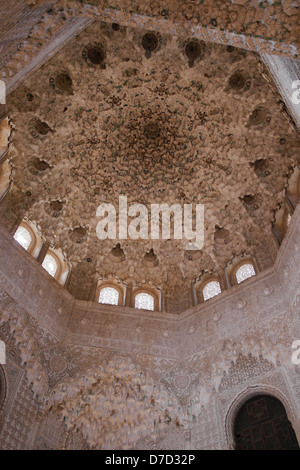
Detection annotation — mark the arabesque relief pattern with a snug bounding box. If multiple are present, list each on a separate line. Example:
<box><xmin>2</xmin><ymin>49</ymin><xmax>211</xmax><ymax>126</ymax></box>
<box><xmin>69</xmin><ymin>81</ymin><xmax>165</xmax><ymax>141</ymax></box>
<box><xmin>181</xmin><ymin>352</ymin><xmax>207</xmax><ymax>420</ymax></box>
<box><xmin>0</xmin><ymin>1</ymin><xmax>299</xmax><ymax>451</ymax></box>
<box><xmin>0</xmin><ymin>207</ymin><xmax>299</xmax><ymax>449</ymax></box>
<box><xmin>2</xmin><ymin>20</ymin><xmax>300</xmax><ymax>310</ymax></box>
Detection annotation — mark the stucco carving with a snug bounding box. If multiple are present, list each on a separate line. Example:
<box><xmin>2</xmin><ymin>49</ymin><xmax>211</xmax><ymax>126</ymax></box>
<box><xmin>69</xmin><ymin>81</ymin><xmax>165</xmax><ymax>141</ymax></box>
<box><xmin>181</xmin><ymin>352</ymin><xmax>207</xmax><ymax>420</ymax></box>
<box><xmin>3</xmin><ymin>20</ymin><xmax>300</xmax><ymax>310</ymax></box>
<box><xmin>0</xmin><ymin>4</ymin><xmax>299</xmax><ymax>450</ymax></box>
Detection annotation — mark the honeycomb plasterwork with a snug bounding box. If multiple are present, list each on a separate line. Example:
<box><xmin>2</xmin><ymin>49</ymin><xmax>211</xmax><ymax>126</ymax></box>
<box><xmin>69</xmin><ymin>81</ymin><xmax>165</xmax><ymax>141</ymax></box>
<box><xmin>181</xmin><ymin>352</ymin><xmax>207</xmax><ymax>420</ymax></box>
<box><xmin>5</xmin><ymin>21</ymin><xmax>300</xmax><ymax>309</ymax></box>
<box><xmin>0</xmin><ymin>3</ymin><xmax>300</xmax><ymax>451</ymax></box>
<box><xmin>43</xmin><ymin>354</ymin><xmax>180</xmax><ymax>450</ymax></box>
<box><xmin>0</xmin><ymin>3</ymin><xmax>299</xmax><ymax>146</ymax></box>
<box><xmin>0</xmin><ymin>203</ymin><xmax>299</xmax><ymax>450</ymax></box>
<box><xmin>16</xmin><ymin>0</ymin><xmax>299</xmax><ymax>60</ymax></box>
<box><xmin>0</xmin><ymin>241</ymin><xmax>300</xmax><ymax>449</ymax></box>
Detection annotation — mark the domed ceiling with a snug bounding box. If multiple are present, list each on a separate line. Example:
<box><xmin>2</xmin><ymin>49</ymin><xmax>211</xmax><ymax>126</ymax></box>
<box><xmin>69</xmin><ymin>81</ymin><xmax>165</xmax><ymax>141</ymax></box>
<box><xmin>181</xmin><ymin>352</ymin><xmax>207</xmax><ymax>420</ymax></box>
<box><xmin>5</xmin><ymin>20</ymin><xmax>300</xmax><ymax>311</ymax></box>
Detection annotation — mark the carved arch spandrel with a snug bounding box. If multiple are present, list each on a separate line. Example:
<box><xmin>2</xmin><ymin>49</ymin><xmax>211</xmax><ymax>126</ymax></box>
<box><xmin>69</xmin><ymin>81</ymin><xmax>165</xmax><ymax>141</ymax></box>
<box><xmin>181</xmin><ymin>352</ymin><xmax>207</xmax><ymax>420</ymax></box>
<box><xmin>223</xmin><ymin>379</ymin><xmax>299</xmax><ymax>450</ymax></box>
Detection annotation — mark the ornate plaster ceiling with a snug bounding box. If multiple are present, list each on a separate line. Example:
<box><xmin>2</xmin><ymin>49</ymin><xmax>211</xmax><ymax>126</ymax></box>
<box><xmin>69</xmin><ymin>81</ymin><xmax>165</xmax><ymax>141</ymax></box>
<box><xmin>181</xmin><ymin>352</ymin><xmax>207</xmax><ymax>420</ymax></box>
<box><xmin>4</xmin><ymin>20</ymin><xmax>300</xmax><ymax>310</ymax></box>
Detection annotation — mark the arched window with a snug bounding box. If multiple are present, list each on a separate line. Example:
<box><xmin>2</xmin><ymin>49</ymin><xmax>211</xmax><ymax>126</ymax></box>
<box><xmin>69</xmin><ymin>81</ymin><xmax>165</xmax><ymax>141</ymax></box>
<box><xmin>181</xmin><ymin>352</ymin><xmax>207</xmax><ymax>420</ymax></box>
<box><xmin>42</xmin><ymin>253</ymin><xmax>58</xmax><ymax>278</ymax></box>
<box><xmin>41</xmin><ymin>249</ymin><xmax>69</xmax><ymax>285</ymax></box>
<box><xmin>95</xmin><ymin>281</ymin><xmax>124</xmax><ymax>306</ymax></box>
<box><xmin>234</xmin><ymin>395</ymin><xmax>299</xmax><ymax>450</ymax></box>
<box><xmin>13</xmin><ymin>221</ymin><xmax>44</xmax><ymax>258</ymax></box>
<box><xmin>13</xmin><ymin>221</ymin><xmax>69</xmax><ymax>284</ymax></box>
<box><xmin>134</xmin><ymin>292</ymin><xmax>155</xmax><ymax>311</ymax></box>
<box><xmin>203</xmin><ymin>280</ymin><xmax>222</xmax><ymax>301</ymax></box>
<box><xmin>98</xmin><ymin>286</ymin><xmax>119</xmax><ymax>306</ymax></box>
<box><xmin>13</xmin><ymin>225</ymin><xmax>32</xmax><ymax>251</ymax></box>
<box><xmin>235</xmin><ymin>263</ymin><xmax>256</xmax><ymax>284</ymax></box>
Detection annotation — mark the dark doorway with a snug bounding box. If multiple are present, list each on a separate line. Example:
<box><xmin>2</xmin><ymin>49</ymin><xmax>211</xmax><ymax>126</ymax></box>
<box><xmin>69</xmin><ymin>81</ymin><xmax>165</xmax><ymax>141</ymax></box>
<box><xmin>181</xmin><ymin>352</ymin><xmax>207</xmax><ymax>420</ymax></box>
<box><xmin>234</xmin><ymin>395</ymin><xmax>299</xmax><ymax>450</ymax></box>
